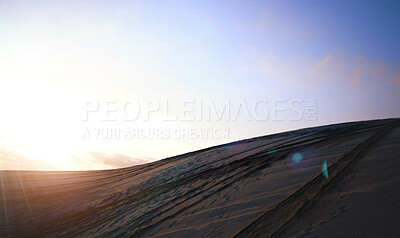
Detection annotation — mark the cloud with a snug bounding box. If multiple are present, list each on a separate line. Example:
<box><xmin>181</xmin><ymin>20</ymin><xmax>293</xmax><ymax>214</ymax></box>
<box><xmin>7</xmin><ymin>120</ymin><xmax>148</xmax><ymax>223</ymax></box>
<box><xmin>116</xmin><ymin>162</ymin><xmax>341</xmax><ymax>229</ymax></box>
<box><xmin>89</xmin><ymin>151</ymin><xmax>152</xmax><ymax>168</ymax></box>
<box><xmin>258</xmin><ymin>53</ymin><xmax>400</xmax><ymax>93</ymax></box>
<box><xmin>0</xmin><ymin>147</ymin><xmax>152</xmax><ymax>171</ymax></box>
<box><xmin>390</xmin><ymin>67</ymin><xmax>400</xmax><ymax>92</ymax></box>
<box><xmin>0</xmin><ymin>148</ymin><xmax>57</xmax><ymax>170</ymax></box>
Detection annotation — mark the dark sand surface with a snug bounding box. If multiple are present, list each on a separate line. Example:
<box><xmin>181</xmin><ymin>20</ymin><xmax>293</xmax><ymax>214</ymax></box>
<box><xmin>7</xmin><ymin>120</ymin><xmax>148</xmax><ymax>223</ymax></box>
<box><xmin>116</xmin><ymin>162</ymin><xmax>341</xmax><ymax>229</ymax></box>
<box><xmin>1</xmin><ymin>118</ymin><xmax>399</xmax><ymax>237</ymax></box>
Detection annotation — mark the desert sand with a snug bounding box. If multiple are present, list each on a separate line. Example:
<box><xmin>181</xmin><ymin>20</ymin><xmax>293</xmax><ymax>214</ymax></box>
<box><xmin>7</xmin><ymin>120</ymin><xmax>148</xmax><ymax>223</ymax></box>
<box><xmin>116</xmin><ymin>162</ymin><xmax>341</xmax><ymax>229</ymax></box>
<box><xmin>1</xmin><ymin>118</ymin><xmax>399</xmax><ymax>237</ymax></box>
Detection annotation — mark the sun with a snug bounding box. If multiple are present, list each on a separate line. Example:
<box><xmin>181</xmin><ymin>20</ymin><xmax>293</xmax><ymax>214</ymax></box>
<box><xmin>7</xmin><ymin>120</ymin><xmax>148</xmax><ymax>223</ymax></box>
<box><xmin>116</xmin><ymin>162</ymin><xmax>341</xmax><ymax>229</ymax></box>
<box><xmin>1</xmin><ymin>98</ymin><xmax>82</xmax><ymax>170</ymax></box>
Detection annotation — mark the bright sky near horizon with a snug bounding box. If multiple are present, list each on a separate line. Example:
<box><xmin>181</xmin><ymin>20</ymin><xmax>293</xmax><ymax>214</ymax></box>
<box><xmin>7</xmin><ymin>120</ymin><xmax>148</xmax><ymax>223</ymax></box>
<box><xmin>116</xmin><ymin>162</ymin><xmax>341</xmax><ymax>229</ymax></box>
<box><xmin>0</xmin><ymin>0</ymin><xmax>399</xmax><ymax>170</ymax></box>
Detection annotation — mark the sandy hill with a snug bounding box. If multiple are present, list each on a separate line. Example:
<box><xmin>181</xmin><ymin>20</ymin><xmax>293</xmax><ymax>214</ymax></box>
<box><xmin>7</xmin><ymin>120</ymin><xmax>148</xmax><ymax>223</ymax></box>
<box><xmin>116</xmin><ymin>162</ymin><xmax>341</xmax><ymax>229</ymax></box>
<box><xmin>1</xmin><ymin>118</ymin><xmax>400</xmax><ymax>237</ymax></box>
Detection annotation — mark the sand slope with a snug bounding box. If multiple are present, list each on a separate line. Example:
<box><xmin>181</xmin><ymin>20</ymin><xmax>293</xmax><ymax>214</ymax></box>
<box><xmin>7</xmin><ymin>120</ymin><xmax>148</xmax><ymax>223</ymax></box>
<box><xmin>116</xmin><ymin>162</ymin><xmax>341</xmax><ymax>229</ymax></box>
<box><xmin>1</xmin><ymin>118</ymin><xmax>399</xmax><ymax>237</ymax></box>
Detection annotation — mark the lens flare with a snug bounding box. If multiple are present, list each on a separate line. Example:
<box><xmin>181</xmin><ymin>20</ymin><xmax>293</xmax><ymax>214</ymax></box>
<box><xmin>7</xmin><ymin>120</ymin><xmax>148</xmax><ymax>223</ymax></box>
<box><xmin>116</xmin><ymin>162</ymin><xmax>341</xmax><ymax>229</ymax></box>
<box><xmin>322</xmin><ymin>160</ymin><xmax>329</xmax><ymax>179</ymax></box>
<box><xmin>292</xmin><ymin>153</ymin><xmax>303</xmax><ymax>163</ymax></box>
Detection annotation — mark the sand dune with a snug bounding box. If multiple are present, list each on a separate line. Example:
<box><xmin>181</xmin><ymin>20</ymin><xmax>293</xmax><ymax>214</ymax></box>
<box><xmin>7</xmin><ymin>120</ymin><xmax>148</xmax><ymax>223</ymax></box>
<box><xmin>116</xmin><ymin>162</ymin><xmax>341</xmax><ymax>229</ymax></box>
<box><xmin>1</xmin><ymin>118</ymin><xmax>400</xmax><ymax>237</ymax></box>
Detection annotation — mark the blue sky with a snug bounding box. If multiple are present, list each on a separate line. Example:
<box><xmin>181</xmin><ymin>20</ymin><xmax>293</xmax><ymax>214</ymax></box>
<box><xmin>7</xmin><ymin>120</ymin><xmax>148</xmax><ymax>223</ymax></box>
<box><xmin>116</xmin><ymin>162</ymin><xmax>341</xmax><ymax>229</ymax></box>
<box><xmin>0</xmin><ymin>0</ymin><xmax>399</xmax><ymax>170</ymax></box>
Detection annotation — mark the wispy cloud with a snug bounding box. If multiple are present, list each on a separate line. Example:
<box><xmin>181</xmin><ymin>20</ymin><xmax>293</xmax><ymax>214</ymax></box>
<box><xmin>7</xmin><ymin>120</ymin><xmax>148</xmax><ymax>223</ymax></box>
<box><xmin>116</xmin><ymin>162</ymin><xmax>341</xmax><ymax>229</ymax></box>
<box><xmin>390</xmin><ymin>67</ymin><xmax>400</xmax><ymax>92</ymax></box>
<box><xmin>0</xmin><ymin>147</ymin><xmax>152</xmax><ymax>170</ymax></box>
<box><xmin>0</xmin><ymin>148</ymin><xmax>56</xmax><ymax>170</ymax></box>
<box><xmin>89</xmin><ymin>151</ymin><xmax>152</xmax><ymax>169</ymax></box>
<box><xmin>258</xmin><ymin>53</ymin><xmax>400</xmax><ymax>93</ymax></box>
